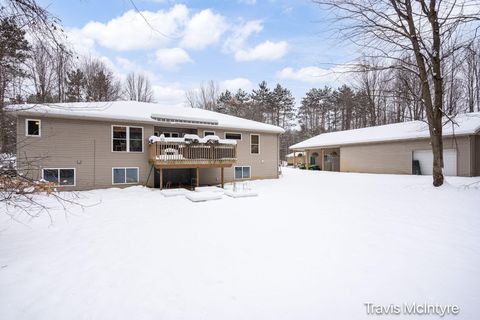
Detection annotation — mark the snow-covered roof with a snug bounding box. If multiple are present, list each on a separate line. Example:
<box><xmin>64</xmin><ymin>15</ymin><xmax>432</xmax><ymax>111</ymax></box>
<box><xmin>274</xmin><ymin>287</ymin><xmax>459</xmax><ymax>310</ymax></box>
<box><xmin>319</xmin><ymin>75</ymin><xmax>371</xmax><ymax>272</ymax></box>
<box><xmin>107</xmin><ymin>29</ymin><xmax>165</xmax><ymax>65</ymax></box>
<box><xmin>290</xmin><ymin>112</ymin><xmax>480</xmax><ymax>150</ymax></box>
<box><xmin>148</xmin><ymin>134</ymin><xmax>237</xmax><ymax>145</ymax></box>
<box><xmin>9</xmin><ymin>101</ymin><xmax>284</xmax><ymax>134</ymax></box>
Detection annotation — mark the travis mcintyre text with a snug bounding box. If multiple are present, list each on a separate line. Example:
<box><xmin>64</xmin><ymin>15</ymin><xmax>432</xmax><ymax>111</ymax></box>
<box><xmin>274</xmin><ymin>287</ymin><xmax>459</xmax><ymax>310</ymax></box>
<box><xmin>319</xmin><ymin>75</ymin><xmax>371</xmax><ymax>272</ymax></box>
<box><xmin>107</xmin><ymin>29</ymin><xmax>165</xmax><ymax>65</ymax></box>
<box><xmin>364</xmin><ymin>303</ymin><xmax>460</xmax><ymax>317</ymax></box>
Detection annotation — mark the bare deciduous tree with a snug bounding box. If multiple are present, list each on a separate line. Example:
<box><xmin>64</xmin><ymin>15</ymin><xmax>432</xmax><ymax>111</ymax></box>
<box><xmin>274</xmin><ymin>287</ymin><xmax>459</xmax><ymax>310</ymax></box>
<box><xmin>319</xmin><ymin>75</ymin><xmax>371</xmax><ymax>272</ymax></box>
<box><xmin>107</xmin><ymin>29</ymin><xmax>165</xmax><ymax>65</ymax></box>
<box><xmin>185</xmin><ymin>80</ymin><xmax>219</xmax><ymax>110</ymax></box>
<box><xmin>27</xmin><ymin>42</ymin><xmax>56</xmax><ymax>103</ymax></box>
<box><xmin>314</xmin><ymin>0</ymin><xmax>480</xmax><ymax>186</ymax></box>
<box><xmin>462</xmin><ymin>41</ymin><xmax>480</xmax><ymax>112</ymax></box>
<box><xmin>82</xmin><ymin>57</ymin><xmax>121</xmax><ymax>102</ymax></box>
<box><xmin>124</xmin><ymin>72</ymin><xmax>154</xmax><ymax>102</ymax></box>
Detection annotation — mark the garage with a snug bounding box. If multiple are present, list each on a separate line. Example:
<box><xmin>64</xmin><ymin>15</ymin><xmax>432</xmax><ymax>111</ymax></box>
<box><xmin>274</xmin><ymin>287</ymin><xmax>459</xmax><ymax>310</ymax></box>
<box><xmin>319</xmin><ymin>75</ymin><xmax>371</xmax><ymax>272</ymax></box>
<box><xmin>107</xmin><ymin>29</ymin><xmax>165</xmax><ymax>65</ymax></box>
<box><xmin>413</xmin><ymin>149</ymin><xmax>457</xmax><ymax>176</ymax></box>
<box><xmin>290</xmin><ymin>112</ymin><xmax>479</xmax><ymax>177</ymax></box>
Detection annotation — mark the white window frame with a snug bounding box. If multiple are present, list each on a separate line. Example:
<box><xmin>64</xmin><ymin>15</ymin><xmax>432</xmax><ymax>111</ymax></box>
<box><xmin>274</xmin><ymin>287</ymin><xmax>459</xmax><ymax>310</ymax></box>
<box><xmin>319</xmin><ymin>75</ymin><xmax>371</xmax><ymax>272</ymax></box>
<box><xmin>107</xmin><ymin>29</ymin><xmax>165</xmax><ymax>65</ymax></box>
<box><xmin>26</xmin><ymin>119</ymin><xmax>41</xmax><ymax>137</ymax></box>
<box><xmin>203</xmin><ymin>130</ymin><xmax>215</xmax><ymax>137</ymax></box>
<box><xmin>42</xmin><ymin>168</ymin><xmax>76</xmax><ymax>187</ymax></box>
<box><xmin>224</xmin><ymin>132</ymin><xmax>242</xmax><ymax>141</ymax></box>
<box><xmin>234</xmin><ymin>166</ymin><xmax>251</xmax><ymax>180</ymax></box>
<box><xmin>112</xmin><ymin>167</ymin><xmax>140</xmax><ymax>185</ymax></box>
<box><xmin>250</xmin><ymin>134</ymin><xmax>260</xmax><ymax>155</ymax></box>
<box><xmin>160</xmin><ymin>132</ymin><xmax>180</xmax><ymax>138</ymax></box>
<box><xmin>111</xmin><ymin>125</ymin><xmax>144</xmax><ymax>153</ymax></box>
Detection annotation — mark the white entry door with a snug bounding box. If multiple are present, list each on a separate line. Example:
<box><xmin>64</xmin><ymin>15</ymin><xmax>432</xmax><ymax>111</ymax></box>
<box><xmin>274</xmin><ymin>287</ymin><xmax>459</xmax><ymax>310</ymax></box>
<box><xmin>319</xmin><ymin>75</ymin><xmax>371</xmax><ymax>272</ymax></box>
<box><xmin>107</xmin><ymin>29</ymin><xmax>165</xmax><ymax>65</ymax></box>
<box><xmin>413</xmin><ymin>149</ymin><xmax>457</xmax><ymax>176</ymax></box>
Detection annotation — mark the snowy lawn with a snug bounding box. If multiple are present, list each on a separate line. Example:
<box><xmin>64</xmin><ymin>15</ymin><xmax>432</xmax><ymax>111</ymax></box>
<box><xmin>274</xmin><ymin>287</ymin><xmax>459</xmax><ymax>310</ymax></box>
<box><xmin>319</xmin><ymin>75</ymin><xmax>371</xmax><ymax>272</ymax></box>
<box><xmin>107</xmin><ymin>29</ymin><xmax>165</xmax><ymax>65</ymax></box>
<box><xmin>1</xmin><ymin>168</ymin><xmax>479</xmax><ymax>320</ymax></box>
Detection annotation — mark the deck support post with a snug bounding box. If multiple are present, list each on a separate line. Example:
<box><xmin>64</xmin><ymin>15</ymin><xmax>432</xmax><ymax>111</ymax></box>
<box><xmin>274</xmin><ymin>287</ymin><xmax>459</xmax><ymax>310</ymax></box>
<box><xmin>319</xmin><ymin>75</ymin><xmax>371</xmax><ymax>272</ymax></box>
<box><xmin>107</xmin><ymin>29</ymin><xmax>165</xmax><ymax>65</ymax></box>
<box><xmin>221</xmin><ymin>167</ymin><xmax>224</xmax><ymax>188</ymax></box>
<box><xmin>196</xmin><ymin>168</ymin><xmax>200</xmax><ymax>188</ymax></box>
<box><xmin>160</xmin><ymin>168</ymin><xmax>163</xmax><ymax>190</ymax></box>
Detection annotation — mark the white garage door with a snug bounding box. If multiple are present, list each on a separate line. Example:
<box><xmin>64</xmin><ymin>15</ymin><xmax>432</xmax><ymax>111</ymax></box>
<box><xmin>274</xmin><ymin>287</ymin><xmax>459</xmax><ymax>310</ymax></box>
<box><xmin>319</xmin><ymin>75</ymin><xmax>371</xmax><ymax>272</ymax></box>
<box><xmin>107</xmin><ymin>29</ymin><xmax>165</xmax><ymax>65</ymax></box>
<box><xmin>413</xmin><ymin>149</ymin><xmax>457</xmax><ymax>176</ymax></box>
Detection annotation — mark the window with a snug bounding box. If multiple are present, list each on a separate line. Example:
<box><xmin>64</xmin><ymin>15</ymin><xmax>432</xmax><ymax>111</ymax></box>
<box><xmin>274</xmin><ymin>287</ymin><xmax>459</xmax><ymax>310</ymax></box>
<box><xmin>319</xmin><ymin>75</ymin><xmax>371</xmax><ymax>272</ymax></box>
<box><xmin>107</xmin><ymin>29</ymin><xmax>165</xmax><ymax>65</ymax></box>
<box><xmin>129</xmin><ymin>127</ymin><xmax>143</xmax><ymax>152</ymax></box>
<box><xmin>234</xmin><ymin>166</ymin><xmax>251</xmax><ymax>180</ymax></box>
<box><xmin>112</xmin><ymin>167</ymin><xmax>139</xmax><ymax>184</ymax></box>
<box><xmin>26</xmin><ymin>119</ymin><xmax>41</xmax><ymax>137</ymax></box>
<box><xmin>163</xmin><ymin>132</ymin><xmax>179</xmax><ymax>138</ymax></box>
<box><xmin>250</xmin><ymin>134</ymin><xmax>260</xmax><ymax>154</ymax></box>
<box><xmin>311</xmin><ymin>152</ymin><xmax>319</xmax><ymax>165</ymax></box>
<box><xmin>225</xmin><ymin>132</ymin><xmax>242</xmax><ymax>140</ymax></box>
<box><xmin>112</xmin><ymin>126</ymin><xmax>143</xmax><ymax>152</ymax></box>
<box><xmin>112</xmin><ymin>126</ymin><xmax>127</xmax><ymax>151</ymax></box>
<box><xmin>204</xmin><ymin>131</ymin><xmax>215</xmax><ymax>137</ymax></box>
<box><xmin>42</xmin><ymin>168</ymin><xmax>75</xmax><ymax>186</ymax></box>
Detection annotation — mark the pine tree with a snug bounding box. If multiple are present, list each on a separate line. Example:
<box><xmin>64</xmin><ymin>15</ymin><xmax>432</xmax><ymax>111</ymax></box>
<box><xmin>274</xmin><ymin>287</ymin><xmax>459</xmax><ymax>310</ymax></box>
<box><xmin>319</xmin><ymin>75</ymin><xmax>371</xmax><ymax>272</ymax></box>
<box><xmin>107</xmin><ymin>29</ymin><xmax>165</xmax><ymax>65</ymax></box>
<box><xmin>250</xmin><ymin>81</ymin><xmax>271</xmax><ymax>122</ymax></box>
<box><xmin>0</xmin><ymin>17</ymin><xmax>30</xmax><ymax>153</ymax></box>
<box><xmin>66</xmin><ymin>68</ymin><xmax>85</xmax><ymax>102</ymax></box>
<box><xmin>216</xmin><ymin>90</ymin><xmax>232</xmax><ymax>114</ymax></box>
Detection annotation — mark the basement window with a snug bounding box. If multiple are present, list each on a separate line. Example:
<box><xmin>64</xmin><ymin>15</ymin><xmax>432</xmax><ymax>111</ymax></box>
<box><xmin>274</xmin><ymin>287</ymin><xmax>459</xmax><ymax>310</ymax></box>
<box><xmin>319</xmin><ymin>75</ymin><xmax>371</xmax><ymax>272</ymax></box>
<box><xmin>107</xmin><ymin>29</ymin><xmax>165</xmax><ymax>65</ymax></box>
<box><xmin>42</xmin><ymin>168</ymin><xmax>75</xmax><ymax>186</ymax></box>
<box><xmin>234</xmin><ymin>166</ymin><xmax>251</xmax><ymax>180</ymax></box>
<box><xmin>112</xmin><ymin>167</ymin><xmax>139</xmax><ymax>184</ymax></box>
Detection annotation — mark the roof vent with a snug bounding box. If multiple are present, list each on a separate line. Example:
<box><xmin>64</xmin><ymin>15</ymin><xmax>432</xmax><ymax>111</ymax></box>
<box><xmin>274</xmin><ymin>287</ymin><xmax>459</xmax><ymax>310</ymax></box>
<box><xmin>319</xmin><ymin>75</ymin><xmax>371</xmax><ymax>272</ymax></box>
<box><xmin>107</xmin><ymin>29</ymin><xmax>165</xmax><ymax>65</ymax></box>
<box><xmin>151</xmin><ymin>113</ymin><xmax>218</xmax><ymax>126</ymax></box>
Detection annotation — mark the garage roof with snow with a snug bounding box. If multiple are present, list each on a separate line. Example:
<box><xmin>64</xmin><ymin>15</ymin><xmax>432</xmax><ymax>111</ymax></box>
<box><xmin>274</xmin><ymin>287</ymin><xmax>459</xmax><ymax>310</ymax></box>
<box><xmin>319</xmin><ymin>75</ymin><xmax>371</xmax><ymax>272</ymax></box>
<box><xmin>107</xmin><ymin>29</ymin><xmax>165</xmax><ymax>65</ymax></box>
<box><xmin>9</xmin><ymin>101</ymin><xmax>285</xmax><ymax>134</ymax></box>
<box><xmin>290</xmin><ymin>112</ymin><xmax>480</xmax><ymax>150</ymax></box>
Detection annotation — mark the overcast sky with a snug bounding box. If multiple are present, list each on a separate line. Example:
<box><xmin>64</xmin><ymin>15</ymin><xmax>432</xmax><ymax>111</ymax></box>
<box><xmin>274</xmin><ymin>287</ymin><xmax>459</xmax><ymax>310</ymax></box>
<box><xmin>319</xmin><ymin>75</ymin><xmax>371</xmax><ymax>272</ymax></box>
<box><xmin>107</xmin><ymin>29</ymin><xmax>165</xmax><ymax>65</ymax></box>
<box><xmin>39</xmin><ymin>0</ymin><xmax>358</xmax><ymax>106</ymax></box>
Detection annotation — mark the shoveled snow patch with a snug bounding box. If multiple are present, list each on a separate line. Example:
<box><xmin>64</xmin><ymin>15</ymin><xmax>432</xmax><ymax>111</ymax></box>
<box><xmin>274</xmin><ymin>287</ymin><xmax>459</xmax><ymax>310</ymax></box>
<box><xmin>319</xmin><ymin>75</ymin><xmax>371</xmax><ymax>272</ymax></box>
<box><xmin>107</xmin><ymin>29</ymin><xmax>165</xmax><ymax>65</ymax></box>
<box><xmin>224</xmin><ymin>190</ymin><xmax>258</xmax><ymax>198</ymax></box>
<box><xmin>195</xmin><ymin>186</ymin><xmax>225</xmax><ymax>193</ymax></box>
<box><xmin>0</xmin><ymin>168</ymin><xmax>479</xmax><ymax>320</ymax></box>
<box><xmin>185</xmin><ymin>191</ymin><xmax>223</xmax><ymax>202</ymax></box>
<box><xmin>160</xmin><ymin>188</ymin><xmax>191</xmax><ymax>197</ymax></box>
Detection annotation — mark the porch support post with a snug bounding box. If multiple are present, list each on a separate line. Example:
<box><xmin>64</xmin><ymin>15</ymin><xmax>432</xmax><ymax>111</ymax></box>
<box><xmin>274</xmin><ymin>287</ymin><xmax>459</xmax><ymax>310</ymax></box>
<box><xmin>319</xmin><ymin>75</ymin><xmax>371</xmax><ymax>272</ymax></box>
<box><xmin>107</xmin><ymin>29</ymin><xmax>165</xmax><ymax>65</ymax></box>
<box><xmin>196</xmin><ymin>167</ymin><xmax>200</xmax><ymax>188</ymax></box>
<box><xmin>293</xmin><ymin>151</ymin><xmax>296</xmax><ymax>167</ymax></box>
<box><xmin>321</xmin><ymin>149</ymin><xmax>325</xmax><ymax>171</ymax></box>
<box><xmin>160</xmin><ymin>168</ymin><xmax>163</xmax><ymax>190</ymax></box>
<box><xmin>221</xmin><ymin>167</ymin><xmax>224</xmax><ymax>188</ymax></box>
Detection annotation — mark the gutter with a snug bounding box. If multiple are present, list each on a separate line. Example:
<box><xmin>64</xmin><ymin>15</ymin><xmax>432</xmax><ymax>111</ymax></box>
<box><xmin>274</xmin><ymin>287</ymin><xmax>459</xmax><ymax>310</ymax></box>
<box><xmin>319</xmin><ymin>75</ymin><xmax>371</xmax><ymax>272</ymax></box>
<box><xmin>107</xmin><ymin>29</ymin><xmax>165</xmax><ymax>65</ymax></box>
<box><xmin>288</xmin><ymin>134</ymin><xmax>473</xmax><ymax>151</ymax></box>
<box><xmin>13</xmin><ymin>110</ymin><xmax>285</xmax><ymax>135</ymax></box>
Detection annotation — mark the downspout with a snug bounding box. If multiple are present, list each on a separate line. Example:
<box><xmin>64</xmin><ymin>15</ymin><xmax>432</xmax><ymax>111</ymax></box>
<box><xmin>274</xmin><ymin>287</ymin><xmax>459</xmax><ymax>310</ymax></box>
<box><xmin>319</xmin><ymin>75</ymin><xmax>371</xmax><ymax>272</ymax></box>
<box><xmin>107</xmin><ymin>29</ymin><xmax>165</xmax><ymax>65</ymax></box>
<box><xmin>93</xmin><ymin>139</ymin><xmax>96</xmax><ymax>186</ymax></box>
<box><xmin>277</xmin><ymin>133</ymin><xmax>280</xmax><ymax>178</ymax></box>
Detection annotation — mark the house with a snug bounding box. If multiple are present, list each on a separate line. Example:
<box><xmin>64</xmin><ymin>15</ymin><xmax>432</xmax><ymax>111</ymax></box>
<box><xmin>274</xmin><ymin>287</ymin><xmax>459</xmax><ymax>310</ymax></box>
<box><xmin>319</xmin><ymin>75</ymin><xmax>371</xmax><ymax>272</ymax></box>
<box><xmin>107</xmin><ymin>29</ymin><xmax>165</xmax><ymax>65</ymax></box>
<box><xmin>286</xmin><ymin>152</ymin><xmax>305</xmax><ymax>166</ymax></box>
<box><xmin>289</xmin><ymin>112</ymin><xmax>480</xmax><ymax>177</ymax></box>
<box><xmin>11</xmin><ymin>101</ymin><xmax>284</xmax><ymax>190</ymax></box>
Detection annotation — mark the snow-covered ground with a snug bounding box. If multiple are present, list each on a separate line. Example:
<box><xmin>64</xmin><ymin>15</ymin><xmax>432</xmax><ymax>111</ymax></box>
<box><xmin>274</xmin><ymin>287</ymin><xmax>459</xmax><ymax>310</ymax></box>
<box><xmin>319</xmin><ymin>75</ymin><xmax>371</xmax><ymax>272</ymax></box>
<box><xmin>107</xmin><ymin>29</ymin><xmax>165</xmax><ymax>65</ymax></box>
<box><xmin>1</xmin><ymin>168</ymin><xmax>479</xmax><ymax>320</ymax></box>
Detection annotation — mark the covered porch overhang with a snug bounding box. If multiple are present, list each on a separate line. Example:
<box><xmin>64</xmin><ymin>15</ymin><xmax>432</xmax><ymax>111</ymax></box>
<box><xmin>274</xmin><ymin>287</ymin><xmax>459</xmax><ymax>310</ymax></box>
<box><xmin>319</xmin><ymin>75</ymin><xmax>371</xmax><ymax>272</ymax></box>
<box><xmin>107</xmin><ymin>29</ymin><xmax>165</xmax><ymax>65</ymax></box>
<box><xmin>289</xmin><ymin>146</ymin><xmax>341</xmax><ymax>172</ymax></box>
<box><xmin>152</xmin><ymin>164</ymin><xmax>233</xmax><ymax>190</ymax></box>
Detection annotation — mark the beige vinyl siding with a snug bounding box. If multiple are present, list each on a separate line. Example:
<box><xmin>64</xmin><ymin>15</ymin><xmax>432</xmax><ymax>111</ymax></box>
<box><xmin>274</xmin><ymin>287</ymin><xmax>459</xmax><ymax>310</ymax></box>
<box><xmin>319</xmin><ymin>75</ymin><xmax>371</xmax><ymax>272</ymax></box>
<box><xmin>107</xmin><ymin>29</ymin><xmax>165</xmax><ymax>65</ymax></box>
<box><xmin>199</xmin><ymin>129</ymin><xmax>279</xmax><ymax>185</ymax></box>
<box><xmin>338</xmin><ymin>136</ymin><xmax>472</xmax><ymax>176</ymax></box>
<box><xmin>17</xmin><ymin>116</ymin><xmax>281</xmax><ymax>189</ymax></box>
<box><xmin>17</xmin><ymin>116</ymin><xmax>154</xmax><ymax>190</ymax></box>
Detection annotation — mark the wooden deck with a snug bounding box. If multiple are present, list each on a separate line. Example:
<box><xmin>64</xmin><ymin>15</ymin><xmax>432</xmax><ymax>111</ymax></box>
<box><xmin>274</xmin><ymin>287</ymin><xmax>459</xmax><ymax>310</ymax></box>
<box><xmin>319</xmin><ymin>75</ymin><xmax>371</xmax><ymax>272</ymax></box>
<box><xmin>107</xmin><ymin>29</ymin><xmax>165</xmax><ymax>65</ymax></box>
<box><xmin>149</xmin><ymin>141</ymin><xmax>237</xmax><ymax>169</ymax></box>
<box><xmin>149</xmin><ymin>141</ymin><xmax>237</xmax><ymax>189</ymax></box>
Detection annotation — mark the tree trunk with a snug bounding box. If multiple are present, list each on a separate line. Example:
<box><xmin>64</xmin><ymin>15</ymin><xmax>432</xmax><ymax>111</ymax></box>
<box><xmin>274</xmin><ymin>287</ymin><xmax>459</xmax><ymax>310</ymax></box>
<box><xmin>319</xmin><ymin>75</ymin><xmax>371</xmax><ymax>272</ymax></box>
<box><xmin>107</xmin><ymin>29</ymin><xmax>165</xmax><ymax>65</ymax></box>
<box><xmin>430</xmin><ymin>115</ymin><xmax>444</xmax><ymax>186</ymax></box>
